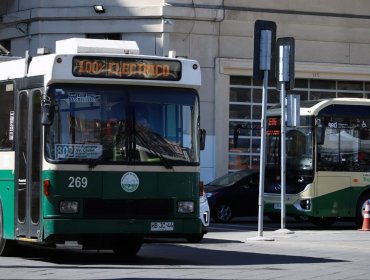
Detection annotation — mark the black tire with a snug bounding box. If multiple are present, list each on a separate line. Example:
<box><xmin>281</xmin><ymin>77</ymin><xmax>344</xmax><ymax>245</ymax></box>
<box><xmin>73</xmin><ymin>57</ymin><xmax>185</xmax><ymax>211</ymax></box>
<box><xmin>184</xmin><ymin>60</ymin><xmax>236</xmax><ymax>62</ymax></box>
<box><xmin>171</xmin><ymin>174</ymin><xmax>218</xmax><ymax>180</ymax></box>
<box><xmin>356</xmin><ymin>195</ymin><xmax>370</xmax><ymax>227</ymax></box>
<box><xmin>309</xmin><ymin>217</ymin><xmax>336</xmax><ymax>228</ymax></box>
<box><xmin>0</xmin><ymin>203</ymin><xmax>17</xmax><ymax>257</ymax></box>
<box><xmin>113</xmin><ymin>237</ymin><xmax>143</xmax><ymax>257</ymax></box>
<box><xmin>213</xmin><ymin>203</ymin><xmax>232</xmax><ymax>223</ymax></box>
<box><xmin>186</xmin><ymin>233</ymin><xmax>204</xmax><ymax>243</ymax></box>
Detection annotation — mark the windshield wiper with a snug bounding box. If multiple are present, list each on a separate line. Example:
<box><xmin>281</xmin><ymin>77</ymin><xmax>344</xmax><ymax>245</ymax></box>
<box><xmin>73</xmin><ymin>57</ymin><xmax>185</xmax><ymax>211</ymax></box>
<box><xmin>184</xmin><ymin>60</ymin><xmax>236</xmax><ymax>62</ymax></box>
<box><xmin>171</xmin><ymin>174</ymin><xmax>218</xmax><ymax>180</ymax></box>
<box><xmin>135</xmin><ymin>129</ymin><xmax>173</xmax><ymax>169</ymax></box>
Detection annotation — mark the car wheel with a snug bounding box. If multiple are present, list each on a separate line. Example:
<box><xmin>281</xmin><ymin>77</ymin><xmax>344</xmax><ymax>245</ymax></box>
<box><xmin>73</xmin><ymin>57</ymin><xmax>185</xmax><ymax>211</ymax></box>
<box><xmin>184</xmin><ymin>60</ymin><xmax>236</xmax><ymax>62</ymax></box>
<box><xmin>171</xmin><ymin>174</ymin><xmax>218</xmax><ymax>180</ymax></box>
<box><xmin>213</xmin><ymin>203</ymin><xmax>232</xmax><ymax>223</ymax></box>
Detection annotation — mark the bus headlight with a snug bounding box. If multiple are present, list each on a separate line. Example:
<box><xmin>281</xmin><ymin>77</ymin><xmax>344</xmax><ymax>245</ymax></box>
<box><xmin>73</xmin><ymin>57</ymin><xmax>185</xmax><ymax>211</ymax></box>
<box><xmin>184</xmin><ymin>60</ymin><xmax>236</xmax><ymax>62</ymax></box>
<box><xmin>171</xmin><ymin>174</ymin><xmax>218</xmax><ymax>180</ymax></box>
<box><xmin>177</xmin><ymin>201</ymin><xmax>194</xmax><ymax>213</ymax></box>
<box><xmin>60</xmin><ymin>201</ymin><xmax>79</xmax><ymax>214</ymax></box>
<box><xmin>300</xmin><ymin>199</ymin><xmax>311</xmax><ymax>210</ymax></box>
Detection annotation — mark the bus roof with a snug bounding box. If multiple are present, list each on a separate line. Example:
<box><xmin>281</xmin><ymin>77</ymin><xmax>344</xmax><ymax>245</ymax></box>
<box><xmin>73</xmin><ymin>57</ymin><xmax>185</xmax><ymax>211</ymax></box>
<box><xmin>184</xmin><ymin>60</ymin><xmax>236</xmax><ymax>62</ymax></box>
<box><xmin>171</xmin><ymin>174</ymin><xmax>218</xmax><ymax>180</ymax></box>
<box><xmin>268</xmin><ymin>98</ymin><xmax>370</xmax><ymax>116</ymax></box>
<box><xmin>55</xmin><ymin>38</ymin><xmax>140</xmax><ymax>55</ymax></box>
<box><xmin>0</xmin><ymin>38</ymin><xmax>201</xmax><ymax>89</ymax></box>
<box><xmin>300</xmin><ymin>98</ymin><xmax>370</xmax><ymax>115</ymax></box>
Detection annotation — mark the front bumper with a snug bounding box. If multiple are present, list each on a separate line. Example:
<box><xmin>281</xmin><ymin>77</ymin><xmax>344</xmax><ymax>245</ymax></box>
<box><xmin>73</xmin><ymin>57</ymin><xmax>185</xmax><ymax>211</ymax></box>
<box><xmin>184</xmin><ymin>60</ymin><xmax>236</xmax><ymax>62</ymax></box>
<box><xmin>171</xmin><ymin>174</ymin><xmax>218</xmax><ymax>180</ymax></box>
<box><xmin>264</xmin><ymin>193</ymin><xmax>312</xmax><ymax>216</ymax></box>
<box><xmin>43</xmin><ymin>218</ymin><xmax>203</xmax><ymax>241</ymax></box>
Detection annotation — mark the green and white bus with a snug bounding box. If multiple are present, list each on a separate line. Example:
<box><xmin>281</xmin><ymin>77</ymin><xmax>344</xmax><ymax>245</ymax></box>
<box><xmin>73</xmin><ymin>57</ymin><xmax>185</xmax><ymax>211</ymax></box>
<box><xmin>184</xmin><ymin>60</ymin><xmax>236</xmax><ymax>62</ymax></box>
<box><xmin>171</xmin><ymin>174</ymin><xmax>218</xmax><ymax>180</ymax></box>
<box><xmin>0</xmin><ymin>38</ymin><xmax>206</xmax><ymax>256</ymax></box>
<box><xmin>264</xmin><ymin>98</ymin><xmax>370</xmax><ymax>227</ymax></box>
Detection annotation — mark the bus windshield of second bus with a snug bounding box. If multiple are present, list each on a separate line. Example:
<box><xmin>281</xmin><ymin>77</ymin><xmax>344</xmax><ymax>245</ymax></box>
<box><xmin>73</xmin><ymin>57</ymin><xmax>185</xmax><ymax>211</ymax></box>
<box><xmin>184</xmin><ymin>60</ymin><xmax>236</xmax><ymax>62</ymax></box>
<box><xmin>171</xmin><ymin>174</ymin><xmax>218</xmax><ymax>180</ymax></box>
<box><xmin>265</xmin><ymin>116</ymin><xmax>315</xmax><ymax>194</ymax></box>
<box><xmin>45</xmin><ymin>83</ymin><xmax>199</xmax><ymax>167</ymax></box>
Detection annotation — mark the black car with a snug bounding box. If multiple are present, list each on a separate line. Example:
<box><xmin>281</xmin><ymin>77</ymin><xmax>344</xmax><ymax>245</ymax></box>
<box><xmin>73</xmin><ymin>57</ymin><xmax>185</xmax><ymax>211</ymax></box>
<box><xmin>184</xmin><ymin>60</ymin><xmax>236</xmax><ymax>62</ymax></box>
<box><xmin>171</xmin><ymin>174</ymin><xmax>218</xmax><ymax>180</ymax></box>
<box><xmin>205</xmin><ymin>170</ymin><xmax>260</xmax><ymax>223</ymax></box>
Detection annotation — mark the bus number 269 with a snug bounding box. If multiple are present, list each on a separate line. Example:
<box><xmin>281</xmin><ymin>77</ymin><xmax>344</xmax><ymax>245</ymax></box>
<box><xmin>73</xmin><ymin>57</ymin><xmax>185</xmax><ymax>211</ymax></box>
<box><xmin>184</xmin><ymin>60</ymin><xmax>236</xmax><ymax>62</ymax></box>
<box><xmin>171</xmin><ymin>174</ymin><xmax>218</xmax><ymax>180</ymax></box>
<box><xmin>68</xmin><ymin>176</ymin><xmax>88</xmax><ymax>188</ymax></box>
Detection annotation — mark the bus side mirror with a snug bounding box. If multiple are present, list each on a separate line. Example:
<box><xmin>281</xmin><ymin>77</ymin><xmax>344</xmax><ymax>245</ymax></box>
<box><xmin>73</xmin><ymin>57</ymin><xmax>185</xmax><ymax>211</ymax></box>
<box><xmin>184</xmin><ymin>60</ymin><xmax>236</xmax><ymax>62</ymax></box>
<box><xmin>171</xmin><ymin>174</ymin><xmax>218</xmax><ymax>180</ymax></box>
<box><xmin>200</xmin><ymin>129</ymin><xmax>206</xmax><ymax>150</ymax></box>
<box><xmin>41</xmin><ymin>102</ymin><xmax>54</xmax><ymax>126</ymax></box>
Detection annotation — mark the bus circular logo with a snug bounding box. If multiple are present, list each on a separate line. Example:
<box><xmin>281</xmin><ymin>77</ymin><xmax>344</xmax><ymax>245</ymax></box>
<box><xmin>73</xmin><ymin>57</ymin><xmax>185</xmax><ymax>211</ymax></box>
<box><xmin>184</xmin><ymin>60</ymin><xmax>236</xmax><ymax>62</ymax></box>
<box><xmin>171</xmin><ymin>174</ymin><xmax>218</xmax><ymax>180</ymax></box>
<box><xmin>121</xmin><ymin>172</ymin><xmax>139</xmax><ymax>192</ymax></box>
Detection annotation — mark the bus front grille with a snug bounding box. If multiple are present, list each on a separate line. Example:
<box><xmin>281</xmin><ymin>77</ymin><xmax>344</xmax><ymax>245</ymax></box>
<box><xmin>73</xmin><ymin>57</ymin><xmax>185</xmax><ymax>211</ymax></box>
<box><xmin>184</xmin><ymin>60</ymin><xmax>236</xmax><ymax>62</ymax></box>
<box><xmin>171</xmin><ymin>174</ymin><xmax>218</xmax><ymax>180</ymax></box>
<box><xmin>83</xmin><ymin>199</ymin><xmax>173</xmax><ymax>219</ymax></box>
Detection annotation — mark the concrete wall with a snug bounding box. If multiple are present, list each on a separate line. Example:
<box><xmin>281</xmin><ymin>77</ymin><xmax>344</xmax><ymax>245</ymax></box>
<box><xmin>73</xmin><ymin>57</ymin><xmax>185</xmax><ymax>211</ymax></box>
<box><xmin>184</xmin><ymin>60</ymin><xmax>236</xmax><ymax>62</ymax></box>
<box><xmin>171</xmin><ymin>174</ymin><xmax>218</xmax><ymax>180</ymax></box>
<box><xmin>3</xmin><ymin>0</ymin><xmax>370</xmax><ymax>181</ymax></box>
<box><xmin>0</xmin><ymin>0</ymin><xmax>165</xmax><ymax>56</ymax></box>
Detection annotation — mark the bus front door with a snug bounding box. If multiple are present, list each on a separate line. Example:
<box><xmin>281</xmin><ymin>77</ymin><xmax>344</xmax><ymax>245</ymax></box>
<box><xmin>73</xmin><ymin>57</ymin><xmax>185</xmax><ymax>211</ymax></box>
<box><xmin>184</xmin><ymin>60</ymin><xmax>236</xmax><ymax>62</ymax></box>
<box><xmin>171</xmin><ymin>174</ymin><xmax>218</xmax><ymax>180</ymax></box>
<box><xmin>15</xmin><ymin>89</ymin><xmax>42</xmax><ymax>241</ymax></box>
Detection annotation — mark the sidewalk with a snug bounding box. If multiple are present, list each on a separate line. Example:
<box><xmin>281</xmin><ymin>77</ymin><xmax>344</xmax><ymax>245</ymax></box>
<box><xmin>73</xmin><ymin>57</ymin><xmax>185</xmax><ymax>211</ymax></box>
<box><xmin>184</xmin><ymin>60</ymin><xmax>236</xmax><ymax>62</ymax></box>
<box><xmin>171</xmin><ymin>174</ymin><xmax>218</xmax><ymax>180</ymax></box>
<box><xmin>1</xmin><ymin>221</ymin><xmax>369</xmax><ymax>280</ymax></box>
<box><xmin>200</xmin><ymin>224</ymin><xmax>370</xmax><ymax>279</ymax></box>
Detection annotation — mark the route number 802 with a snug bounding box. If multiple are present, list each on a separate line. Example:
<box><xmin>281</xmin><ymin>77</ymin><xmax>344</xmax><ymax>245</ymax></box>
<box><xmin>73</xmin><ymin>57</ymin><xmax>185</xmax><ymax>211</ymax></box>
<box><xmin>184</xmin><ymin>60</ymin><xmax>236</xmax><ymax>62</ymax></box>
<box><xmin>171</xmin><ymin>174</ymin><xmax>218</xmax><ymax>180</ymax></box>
<box><xmin>68</xmin><ymin>176</ymin><xmax>88</xmax><ymax>188</ymax></box>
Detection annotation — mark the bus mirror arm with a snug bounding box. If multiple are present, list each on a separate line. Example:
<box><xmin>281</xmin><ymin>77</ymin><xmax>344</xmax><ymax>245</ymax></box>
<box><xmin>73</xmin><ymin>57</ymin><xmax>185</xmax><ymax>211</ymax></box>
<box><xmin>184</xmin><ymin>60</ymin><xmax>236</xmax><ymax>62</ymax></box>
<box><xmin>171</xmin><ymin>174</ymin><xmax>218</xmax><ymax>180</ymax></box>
<box><xmin>41</xmin><ymin>99</ymin><xmax>55</xmax><ymax>126</ymax></box>
<box><xmin>200</xmin><ymin>129</ymin><xmax>206</xmax><ymax>150</ymax></box>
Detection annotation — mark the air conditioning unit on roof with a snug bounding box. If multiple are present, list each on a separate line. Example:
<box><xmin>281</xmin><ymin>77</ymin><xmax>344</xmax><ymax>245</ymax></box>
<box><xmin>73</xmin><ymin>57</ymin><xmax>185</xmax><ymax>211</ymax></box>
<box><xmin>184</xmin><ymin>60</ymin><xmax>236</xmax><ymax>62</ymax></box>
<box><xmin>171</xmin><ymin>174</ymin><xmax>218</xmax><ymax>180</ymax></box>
<box><xmin>55</xmin><ymin>38</ymin><xmax>140</xmax><ymax>55</ymax></box>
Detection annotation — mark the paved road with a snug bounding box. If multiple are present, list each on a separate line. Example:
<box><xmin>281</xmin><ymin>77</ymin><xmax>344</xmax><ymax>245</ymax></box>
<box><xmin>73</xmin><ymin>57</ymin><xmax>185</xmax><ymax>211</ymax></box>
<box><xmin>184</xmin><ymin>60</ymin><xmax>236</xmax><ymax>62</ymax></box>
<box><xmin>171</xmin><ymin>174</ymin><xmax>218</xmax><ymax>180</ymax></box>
<box><xmin>1</xmin><ymin>220</ymin><xmax>370</xmax><ymax>279</ymax></box>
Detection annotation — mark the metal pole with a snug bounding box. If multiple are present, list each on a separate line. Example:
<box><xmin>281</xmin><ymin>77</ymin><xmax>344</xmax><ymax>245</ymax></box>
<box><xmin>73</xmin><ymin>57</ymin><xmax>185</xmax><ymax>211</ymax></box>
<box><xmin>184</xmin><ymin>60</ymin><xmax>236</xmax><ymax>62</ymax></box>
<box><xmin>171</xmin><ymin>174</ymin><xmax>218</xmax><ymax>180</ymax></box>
<box><xmin>280</xmin><ymin>82</ymin><xmax>286</xmax><ymax>230</ymax></box>
<box><xmin>257</xmin><ymin>70</ymin><xmax>268</xmax><ymax>237</ymax></box>
<box><xmin>249</xmin><ymin>25</ymin><xmax>275</xmax><ymax>241</ymax></box>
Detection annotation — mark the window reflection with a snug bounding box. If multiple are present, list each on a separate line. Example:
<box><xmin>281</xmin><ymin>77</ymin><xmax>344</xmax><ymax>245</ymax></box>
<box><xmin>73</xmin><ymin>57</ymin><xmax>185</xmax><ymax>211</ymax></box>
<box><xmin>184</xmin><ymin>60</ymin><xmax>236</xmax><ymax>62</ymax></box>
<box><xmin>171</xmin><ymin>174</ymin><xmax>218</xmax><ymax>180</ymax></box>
<box><xmin>318</xmin><ymin>115</ymin><xmax>370</xmax><ymax>171</ymax></box>
<box><xmin>45</xmin><ymin>84</ymin><xmax>200</xmax><ymax>166</ymax></box>
<box><xmin>228</xmin><ymin>76</ymin><xmax>370</xmax><ymax>173</ymax></box>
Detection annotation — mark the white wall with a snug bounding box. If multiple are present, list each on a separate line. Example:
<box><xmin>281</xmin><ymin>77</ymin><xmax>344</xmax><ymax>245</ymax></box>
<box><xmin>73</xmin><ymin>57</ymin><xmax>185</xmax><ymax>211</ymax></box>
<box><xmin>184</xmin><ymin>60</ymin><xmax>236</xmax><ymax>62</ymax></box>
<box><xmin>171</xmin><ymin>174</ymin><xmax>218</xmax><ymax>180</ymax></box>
<box><xmin>4</xmin><ymin>0</ymin><xmax>370</xmax><ymax>180</ymax></box>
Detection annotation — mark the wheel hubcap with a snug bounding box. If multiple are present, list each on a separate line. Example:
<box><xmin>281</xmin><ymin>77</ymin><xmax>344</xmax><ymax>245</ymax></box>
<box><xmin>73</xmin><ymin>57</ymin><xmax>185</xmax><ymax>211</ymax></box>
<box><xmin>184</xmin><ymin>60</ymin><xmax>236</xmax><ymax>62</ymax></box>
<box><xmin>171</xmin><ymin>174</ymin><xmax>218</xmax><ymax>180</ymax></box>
<box><xmin>217</xmin><ymin>205</ymin><xmax>231</xmax><ymax>221</ymax></box>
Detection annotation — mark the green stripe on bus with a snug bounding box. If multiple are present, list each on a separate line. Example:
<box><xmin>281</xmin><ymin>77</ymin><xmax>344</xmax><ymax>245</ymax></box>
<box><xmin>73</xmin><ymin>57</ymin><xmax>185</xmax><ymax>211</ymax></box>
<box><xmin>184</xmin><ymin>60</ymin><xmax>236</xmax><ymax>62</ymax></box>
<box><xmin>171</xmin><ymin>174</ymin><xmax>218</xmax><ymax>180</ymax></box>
<box><xmin>312</xmin><ymin>186</ymin><xmax>370</xmax><ymax>217</ymax></box>
<box><xmin>0</xmin><ymin>169</ymin><xmax>15</xmax><ymax>239</ymax></box>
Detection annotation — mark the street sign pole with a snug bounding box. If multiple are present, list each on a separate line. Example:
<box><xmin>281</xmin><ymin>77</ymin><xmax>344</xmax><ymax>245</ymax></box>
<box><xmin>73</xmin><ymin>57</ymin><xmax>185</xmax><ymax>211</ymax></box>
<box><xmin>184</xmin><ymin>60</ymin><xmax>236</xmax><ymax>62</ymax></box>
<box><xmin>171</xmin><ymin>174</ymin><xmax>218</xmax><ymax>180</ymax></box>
<box><xmin>257</xmin><ymin>68</ymin><xmax>269</xmax><ymax>238</ymax></box>
<box><xmin>276</xmin><ymin>37</ymin><xmax>295</xmax><ymax>234</ymax></box>
<box><xmin>248</xmin><ymin>20</ymin><xmax>276</xmax><ymax>241</ymax></box>
<box><xmin>279</xmin><ymin>76</ymin><xmax>287</xmax><ymax>231</ymax></box>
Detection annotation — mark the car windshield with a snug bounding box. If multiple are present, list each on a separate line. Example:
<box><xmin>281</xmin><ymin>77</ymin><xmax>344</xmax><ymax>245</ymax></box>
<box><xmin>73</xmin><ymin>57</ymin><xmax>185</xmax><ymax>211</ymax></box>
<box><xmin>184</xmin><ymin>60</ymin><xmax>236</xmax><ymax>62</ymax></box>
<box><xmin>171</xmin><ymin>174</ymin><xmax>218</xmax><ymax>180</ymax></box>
<box><xmin>45</xmin><ymin>84</ymin><xmax>200</xmax><ymax>166</ymax></box>
<box><xmin>207</xmin><ymin>170</ymin><xmax>251</xmax><ymax>187</ymax></box>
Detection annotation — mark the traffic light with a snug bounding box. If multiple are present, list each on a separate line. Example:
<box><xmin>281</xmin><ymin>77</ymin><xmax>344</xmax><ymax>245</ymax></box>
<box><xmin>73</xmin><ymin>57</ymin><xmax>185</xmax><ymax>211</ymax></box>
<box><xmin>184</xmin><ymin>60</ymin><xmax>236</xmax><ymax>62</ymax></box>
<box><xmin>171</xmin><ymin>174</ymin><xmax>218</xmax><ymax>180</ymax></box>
<box><xmin>277</xmin><ymin>37</ymin><xmax>295</xmax><ymax>90</ymax></box>
<box><xmin>253</xmin><ymin>20</ymin><xmax>276</xmax><ymax>82</ymax></box>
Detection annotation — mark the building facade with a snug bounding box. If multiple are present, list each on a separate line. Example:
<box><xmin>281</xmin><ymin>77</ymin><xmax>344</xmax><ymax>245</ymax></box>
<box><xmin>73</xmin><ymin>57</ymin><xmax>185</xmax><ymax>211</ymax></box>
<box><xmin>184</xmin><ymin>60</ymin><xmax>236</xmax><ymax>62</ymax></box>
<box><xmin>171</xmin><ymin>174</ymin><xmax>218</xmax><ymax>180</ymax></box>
<box><xmin>2</xmin><ymin>0</ymin><xmax>370</xmax><ymax>183</ymax></box>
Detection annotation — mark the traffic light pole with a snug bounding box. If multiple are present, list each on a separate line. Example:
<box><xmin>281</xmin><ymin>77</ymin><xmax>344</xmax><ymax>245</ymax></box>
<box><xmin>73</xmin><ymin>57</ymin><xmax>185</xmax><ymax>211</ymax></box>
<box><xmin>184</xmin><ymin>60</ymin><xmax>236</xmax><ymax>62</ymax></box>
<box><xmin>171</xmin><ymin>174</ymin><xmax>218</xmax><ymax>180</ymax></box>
<box><xmin>249</xmin><ymin>22</ymin><xmax>276</xmax><ymax>241</ymax></box>
<box><xmin>276</xmin><ymin>38</ymin><xmax>296</xmax><ymax>234</ymax></box>
<box><xmin>249</xmin><ymin>21</ymin><xmax>296</xmax><ymax>240</ymax></box>
<box><xmin>256</xmin><ymin>70</ymin><xmax>272</xmax><ymax>239</ymax></box>
<box><xmin>279</xmin><ymin>80</ymin><xmax>287</xmax><ymax>230</ymax></box>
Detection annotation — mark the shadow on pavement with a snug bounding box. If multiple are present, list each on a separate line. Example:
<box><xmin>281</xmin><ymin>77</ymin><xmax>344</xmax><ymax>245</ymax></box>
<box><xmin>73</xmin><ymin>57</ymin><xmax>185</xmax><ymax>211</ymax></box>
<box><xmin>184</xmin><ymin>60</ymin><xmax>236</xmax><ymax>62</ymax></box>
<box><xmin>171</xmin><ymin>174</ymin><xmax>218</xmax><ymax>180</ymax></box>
<box><xmin>1</xmin><ymin>240</ymin><xmax>348</xmax><ymax>267</ymax></box>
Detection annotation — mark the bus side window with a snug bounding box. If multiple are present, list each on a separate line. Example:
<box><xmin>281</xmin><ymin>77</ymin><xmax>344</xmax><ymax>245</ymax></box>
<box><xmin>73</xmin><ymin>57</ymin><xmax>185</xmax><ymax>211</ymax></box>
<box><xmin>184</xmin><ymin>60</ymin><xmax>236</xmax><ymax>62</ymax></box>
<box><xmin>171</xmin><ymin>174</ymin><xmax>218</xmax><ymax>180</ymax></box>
<box><xmin>0</xmin><ymin>82</ymin><xmax>14</xmax><ymax>150</ymax></box>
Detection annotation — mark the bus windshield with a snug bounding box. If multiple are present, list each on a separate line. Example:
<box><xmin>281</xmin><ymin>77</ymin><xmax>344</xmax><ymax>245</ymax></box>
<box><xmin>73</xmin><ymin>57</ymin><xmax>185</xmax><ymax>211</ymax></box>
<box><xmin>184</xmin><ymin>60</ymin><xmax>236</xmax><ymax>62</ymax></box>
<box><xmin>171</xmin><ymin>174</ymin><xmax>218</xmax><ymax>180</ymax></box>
<box><xmin>265</xmin><ymin>116</ymin><xmax>314</xmax><ymax>194</ymax></box>
<box><xmin>45</xmin><ymin>84</ymin><xmax>200</xmax><ymax>167</ymax></box>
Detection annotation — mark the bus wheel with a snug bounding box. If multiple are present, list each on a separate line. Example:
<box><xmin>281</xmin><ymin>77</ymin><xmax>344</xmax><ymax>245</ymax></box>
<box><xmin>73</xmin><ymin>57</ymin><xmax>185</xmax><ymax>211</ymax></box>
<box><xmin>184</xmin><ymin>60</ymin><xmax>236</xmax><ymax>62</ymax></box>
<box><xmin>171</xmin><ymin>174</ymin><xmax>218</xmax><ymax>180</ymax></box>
<box><xmin>309</xmin><ymin>217</ymin><xmax>336</xmax><ymax>228</ymax></box>
<box><xmin>0</xmin><ymin>203</ymin><xmax>16</xmax><ymax>257</ymax></box>
<box><xmin>186</xmin><ymin>233</ymin><xmax>204</xmax><ymax>243</ymax></box>
<box><xmin>113</xmin><ymin>237</ymin><xmax>143</xmax><ymax>257</ymax></box>
<box><xmin>356</xmin><ymin>195</ymin><xmax>370</xmax><ymax>227</ymax></box>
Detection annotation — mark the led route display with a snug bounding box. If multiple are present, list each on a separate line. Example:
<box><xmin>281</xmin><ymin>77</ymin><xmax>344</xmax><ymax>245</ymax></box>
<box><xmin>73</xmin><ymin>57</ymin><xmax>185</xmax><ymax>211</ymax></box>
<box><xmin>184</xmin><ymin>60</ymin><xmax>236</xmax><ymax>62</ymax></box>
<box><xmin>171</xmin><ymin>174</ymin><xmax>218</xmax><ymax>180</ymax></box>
<box><xmin>72</xmin><ymin>56</ymin><xmax>182</xmax><ymax>81</ymax></box>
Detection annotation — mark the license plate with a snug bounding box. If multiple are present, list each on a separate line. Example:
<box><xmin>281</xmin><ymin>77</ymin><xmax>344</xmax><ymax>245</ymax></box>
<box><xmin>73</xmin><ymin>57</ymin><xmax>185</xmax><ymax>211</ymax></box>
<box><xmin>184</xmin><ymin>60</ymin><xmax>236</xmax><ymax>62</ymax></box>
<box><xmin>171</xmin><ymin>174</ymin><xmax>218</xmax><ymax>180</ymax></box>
<box><xmin>274</xmin><ymin>203</ymin><xmax>281</xmax><ymax>209</ymax></box>
<box><xmin>150</xmin><ymin>222</ymin><xmax>174</xmax><ymax>231</ymax></box>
